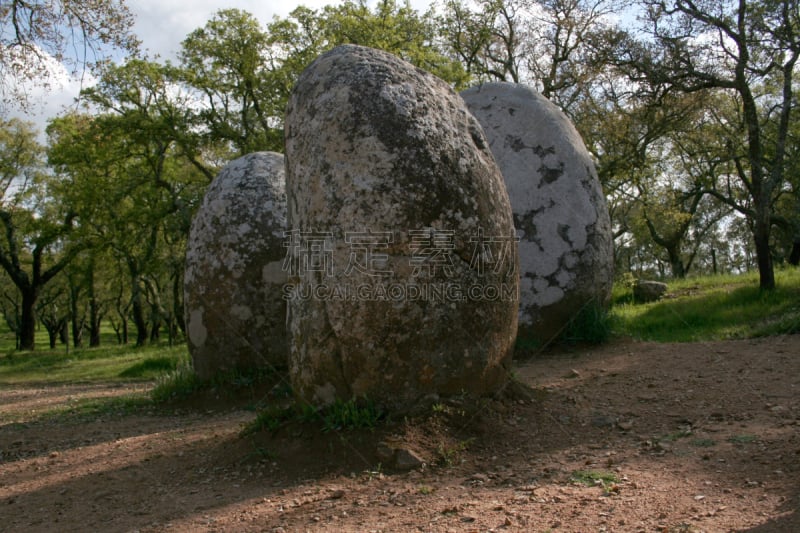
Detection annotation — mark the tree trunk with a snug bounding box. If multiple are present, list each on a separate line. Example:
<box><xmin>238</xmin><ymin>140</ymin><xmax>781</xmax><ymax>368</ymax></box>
<box><xmin>87</xmin><ymin>259</ymin><xmax>101</xmax><ymax>347</ymax></box>
<box><xmin>666</xmin><ymin>245</ymin><xmax>686</xmax><ymax>279</ymax></box>
<box><xmin>72</xmin><ymin>319</ymin><xmax>83</xmax><ymax>348</ymax></box>
<box><xmin>789</xmin><ymin>240</ymin><xmax>800</xmax><ymax>266</ymax></box>
<box><xmin>18</xmin><ymin>288</ymin><xmax>38</xmax><ymax>351</ymax></box>
<box><xmin>47</xmin><ymin>328</ymin><xmax>58</xmax><ymax>349</ymax></box>
<box><xmin>131</xmin><ymin>289</ymin><xmax>148</xmax><ymax>347</ymax></box>
<box><xmin>89</xmin><ymin>296</ymin><xmax>101</xmax><ymax>347</ymax></box>
<box><xmin>59</xmin><ymin>321</ymin><xmax>69</xmax><ymax>345</ymax></box>
<box><xmin>753</xmin><ymin>218</ymin><xmax>775</xmax><ymax>290</ymax></box>
<box><xmin>172</xmin><ymin>271</ymin><xmax>185</xmax><ymax>334</ymax></box>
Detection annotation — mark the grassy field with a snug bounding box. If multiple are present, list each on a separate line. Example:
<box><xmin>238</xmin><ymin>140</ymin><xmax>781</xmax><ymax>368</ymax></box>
<box><xmin>0</xmin><ymin>268</ymin><xmax>797</xmax><ymax>390</ymax></box>
<box><xmin>611</xmin><ymin>268</ymin><xmax>800</xmax><ymax>342</ymax></box>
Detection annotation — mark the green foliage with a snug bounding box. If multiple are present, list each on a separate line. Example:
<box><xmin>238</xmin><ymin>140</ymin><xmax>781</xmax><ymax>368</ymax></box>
<box><xmin>417</xmin><ymin>485</ymin><xmax>435</xmax><ymax>495</ymax></box>
<box><xmin>150</xmin><ymin>362</ymin><xmax>200</xmax><ymax>403</ymax></box>
<box><xmin>119</xmin><ymin>356</ymin><xmax>179</xmax><ymax>378</ymax></box>
<box><xmin>570</xmin><ymin>470</ymin><xmax>619</xmax><ymax>489</ymax></box>
<box><xmin>612</xmin><ymin>269</ymin><xmax>800</xmax><ymax>342</ymax></box>
<box><xmin>514</xmin><ymin>336</ymin><xmax>543</xmax><ymax>354</ymax></box>
<box><xmin>562</xmin><ymin>301</ymin><xmax>613</xmax><ymax>345</ymax></box>
<box><xmin>318</xmin><ymin>0</ymin><xmax>469</xmax><ymax>88</ymax></box>
<box><xmin>243</xmin><ymin>396</ymin><xmax>385</xmax><ymax>436</ymax></box>
<box><xmin>727</xmin><ymin>434</ymin><xmax>758</xmax><ymax>445</ymax></box>
<box><xmin>0</xmin><ymin>342</ymin><xmax>187</xmax><ymax>384</ymax></box>
<box><xmin>318</xmin><ymin>397</ymin><xmax>385</xmax><ymax>432</ymax></box>
<box><xmin>241</xmin><ymin>404</ymin><xmax>296</xmax><ymax>435</ymax></box>
<box><xmin>435</xmin><ymin>438</ymin><xmax>472</xmax><ymax>467</ymax></box>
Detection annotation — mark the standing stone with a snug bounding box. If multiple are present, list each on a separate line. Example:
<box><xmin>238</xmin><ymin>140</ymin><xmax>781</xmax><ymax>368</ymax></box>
<box><xmin>461</xmin><ymin>83</ymin><xmax>613</xmax><ymax>346</ymax></box>
<box><xmin>285</xmin><ymin>45</ymin><xmax>519</xmax><ymax>410</ymax></box>
<box><xmin>633</xmin><ymin>280</ymin><xmax>668</xmax><ymax>303</ymax></box>
<box><xmin>184</xmin><ymin>152</ymin><xmax>288</xmax><ymax>380</ymax></box>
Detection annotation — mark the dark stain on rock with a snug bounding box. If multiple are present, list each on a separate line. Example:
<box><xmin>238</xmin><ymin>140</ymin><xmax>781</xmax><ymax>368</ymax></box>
<box><xmin>557</xmin><ymin>224</ymin><xmax>573</xmax><ymax>247</ymax></box>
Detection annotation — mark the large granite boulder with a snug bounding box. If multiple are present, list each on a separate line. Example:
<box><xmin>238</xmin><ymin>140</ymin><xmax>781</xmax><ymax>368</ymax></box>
<box><xmin>461</xmin><ymin>83</ymin><xmax>613</xmax><ymax>346</ymax></box>
<box><xmin>285</xmin><ymin>45</ymin><xmax>519</xmax><ymax>410</ymax></box>
<box><xmin>184</xmin><ymin>152</ymin><xmax>288</xmax><ymax>380</ymax></box>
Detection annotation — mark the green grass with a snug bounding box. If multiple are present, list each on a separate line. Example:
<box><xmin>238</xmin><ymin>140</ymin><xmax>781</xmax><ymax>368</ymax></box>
<box><xmin>611</xmin><ymin>268</ymin><xmax>800</xmax><ymax>342</ymax></box>
<box><xmin>242</xmin><ymin>397</ymin><xmax>386</xmax><ymax>436</ymax></box>
<box><xmin>562</xmin><ymin>301</ymin><xmax>613</xmax><ymax>344</ymax></box>
<box><xmin>0</xmin><ymin>343</ymin><xmax>189</xmax><ymax>385</ymax></box>
<box><xmin>570</xmin><ymin>470</ymin><xmax>619</xmax><ymax>488</ymax></box>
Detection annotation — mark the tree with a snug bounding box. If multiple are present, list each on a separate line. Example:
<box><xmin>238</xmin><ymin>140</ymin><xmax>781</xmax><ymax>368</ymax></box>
<box><xmin>50</xmin><ymin>59</ymin><xmax>207</xmax><ymax>347</ymax></box>
<box><xmin>524</xmin><ymin>0</ymin><xmax>629</xmax><ymax>111</ymax></box>
<box><xmin>178</xmin><ymin>9</ymin><xmax>283</xmax><ymax>156</ymax></box>
<box><xmin>0</xmin><ymin>0</ymin><xmax>138</xmax><ymax>110</ymax></box>
<box><xmin>319</xmin><ymin>0</ymin><xmax>469</xmax><ymax>86</ymax></box>
<box><xmin>619</xmin><ymin>0</ymin><xmax>800</xmax><ymax>289</ymax></box>
<box><xmin>438</xmin><ymin>0</ymin><xmax>527</xmax><ymax>83</ymax></box>
<box><xmin>0</xmin><ymin>117</ymin><xmax>83</xmax><ymax>350</ymax></box>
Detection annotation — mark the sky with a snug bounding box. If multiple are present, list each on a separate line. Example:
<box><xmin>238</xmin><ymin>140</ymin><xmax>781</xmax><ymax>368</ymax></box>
<box><xmin>12</xmin><ymin>0</ymin><xmax>434</xmax><ymax>135</ymax></box>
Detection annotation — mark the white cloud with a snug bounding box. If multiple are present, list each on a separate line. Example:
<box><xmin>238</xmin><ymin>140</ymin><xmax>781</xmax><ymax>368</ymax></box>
<box><xmin>128</xmin><ymin>0</ymin><xmax>345</xmax><ymax>61</ymax></box>
<box><xmin>9</xmin><ymin>0</ymin><xmax>436</xmax><ymax>131</ymax></box>
<box><xmin>5</xmin><ymin>46</ymin><xmax>96</xmax><ymax>138</ymax></box>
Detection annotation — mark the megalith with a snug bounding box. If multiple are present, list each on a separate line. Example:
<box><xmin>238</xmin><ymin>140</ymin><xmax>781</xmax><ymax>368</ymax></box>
<box><xmin>285</xmin><ymin>45</ymin><xmax>519</xmax><ymax>410</ymax></box>
<box><xmin>461</xmin><ymin>82</ymin><xmax>613</xmax><ymax>347</ymax></box>
<box><xmin>184</xmin><ymin>152</ymin><xmax>288</xmax><ymax>380</ymax></box>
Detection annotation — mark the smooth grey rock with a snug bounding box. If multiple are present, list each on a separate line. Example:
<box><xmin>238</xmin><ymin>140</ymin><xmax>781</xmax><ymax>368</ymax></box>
<box><xmin>184</xmin><ymin>152</ymin><xmax>288</xmax><ymax>380</ymax></box>
<box><xmin>633</xmin><ymin>280</ymin><xmax>668</xmax><ymax>303</ymax></box>
<box><xmin>461</xmin><ymin>82</ymin><xmax>613</xmax><ymax>346</ymax></box>
<box><xmin>285</xmin><ymin>45</ymin><xmax>519</xmax><ymax>410</ymax></box>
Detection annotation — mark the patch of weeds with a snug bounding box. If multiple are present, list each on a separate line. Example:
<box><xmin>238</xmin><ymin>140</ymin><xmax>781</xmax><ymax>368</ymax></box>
<box><xmin>431</xmin><ymin>403</ymin><xmax>452</xmax><ymax>415</ymax></box>
<box><xmin>319</xmin><ymin>397</ymin><xmax>385</xmax><ymax>432</ymax></box>
<box><xmin>435</xmin><ymin>438</ymin><xmax>473</xmax><ymax>467</ymax></box>
<box><xmin>242</xmin><ymin>397</ymin><xmax>385</xmax><ymax>435</ymax></box>
<box><xmin>571</xmin><ymin>470</ymin><xmax>619</xmax><ymax>492</ymax></box>
<box><xmin>417</xmin><ymin>485</ymin><xmax>435</xmax><ymax>495</ymax></box>
<box><xmin>514</xmin><ymin>336</ymin><xmax>542</xmax><ymax>356</ymax></box>
<box><xmin>727</xmin><ymin>434</ymin><xmax>758</xmax><ymax>444</ymax></box>
<box><xmin>119</xmin><ymin>356</ymin><xmax>178</xmax><ymax>378</ymax></box>
<box><xmin>661</xmin><ymin>428</ymin><xmax>693</xmax><ymax>442</ymax></box>
<box><xmin>241</xmin><ymin>405</ymin><xmax>295</xmax><ymax>436</ymax></box>
<box><xmin>562</xmin><ymin>301</ymin><xmax>613</xmax><ymax>345</ymax></box>
<box><xmin>363</xmin><ymin>464</ymin><xmax>383</xmax><ymax>480</ymax></box>
<box><xmin>245</xmin><ymin>445</ymin><xmax>276</xmax><ymax>462</ymax></box>
<box><xmin>151</xmin><ymin>363</ymin><xmax>200</xmax><ymax>403</ymax></box>
<box><xmin>690</xmin><ymin>438</ymin><xmax>716</xmax><ymax>448</ymax></box>
<box><xmin>296</xmin><ymin>402</ymin><xmax>319</xmax><ymax>423</ymax></box>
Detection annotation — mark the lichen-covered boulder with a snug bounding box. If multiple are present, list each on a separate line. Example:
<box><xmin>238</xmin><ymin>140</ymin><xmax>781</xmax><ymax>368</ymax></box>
<box><xmin>633</xmin><ymin>280</ymin><xmax>668</xmax><ymax>303</ymax></box>
<box><xmin>285</xmin><ymin>45</ymin><xmax>519</xmax><ymax>410</ymax></box>
<box><xmin>461</xmin><ymin>82</ymin><xmax>613</xmax><ymax>346</ymax></box>
<box><xmin>184</xmin><ymin>152</ymin><xmax>288</xmax><ymax>381</ymax></box>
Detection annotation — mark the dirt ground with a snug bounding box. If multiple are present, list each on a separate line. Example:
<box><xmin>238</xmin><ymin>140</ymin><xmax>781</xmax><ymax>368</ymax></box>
<box><xmin>1</xmin><ymin>335</ymin><xmax>798</xmax><ymax>533</ymax></box>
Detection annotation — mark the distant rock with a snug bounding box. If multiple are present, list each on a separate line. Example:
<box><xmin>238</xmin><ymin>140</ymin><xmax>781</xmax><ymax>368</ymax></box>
<box><xmin>184</xmin><ymin>152</ymin><xmax>288</xmax><ymax>380</ymax></box>
<box><xmin>461</xmin><ymin>82</ymin><xmax>613</xmax><ymax>347</ymax></box>
<box><xmin>285</xmin><ymin>45</ymin><xmax>519</xmax><ymax>410</ymax></box>
<box><xmin>633</xmin><ymin>280</ymin><xmax>668</xmax><ymax>303</ymax></box>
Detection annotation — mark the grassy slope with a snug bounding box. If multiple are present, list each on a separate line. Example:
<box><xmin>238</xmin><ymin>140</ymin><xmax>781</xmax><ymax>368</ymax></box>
<box><xmin>0</xmin><ymin>343</ymin><xmax>188</xmax><ymax>385</ymax></box>
<box><xmin>611</xmin><ymin>268</ymin><xmax>800</xmax><ymax>342</ymax></box>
